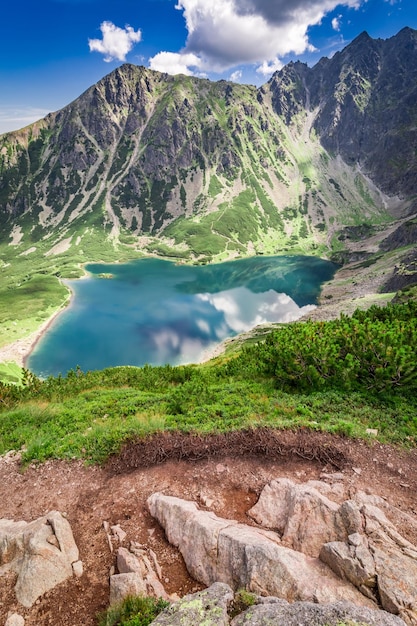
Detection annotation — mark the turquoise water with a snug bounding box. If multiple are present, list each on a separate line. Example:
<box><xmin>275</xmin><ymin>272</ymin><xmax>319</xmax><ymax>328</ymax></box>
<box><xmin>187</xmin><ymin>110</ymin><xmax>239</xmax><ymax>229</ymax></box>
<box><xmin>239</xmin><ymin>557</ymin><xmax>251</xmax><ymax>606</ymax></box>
<box><xmin>27</xmin><ymin>256</ymin><xmax>337</xmax><ymax>377</ymax></box>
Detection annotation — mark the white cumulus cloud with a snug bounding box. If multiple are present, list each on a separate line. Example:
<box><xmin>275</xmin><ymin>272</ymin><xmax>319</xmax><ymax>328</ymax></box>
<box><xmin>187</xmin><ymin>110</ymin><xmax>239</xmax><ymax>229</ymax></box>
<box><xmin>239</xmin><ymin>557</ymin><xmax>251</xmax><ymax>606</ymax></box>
<box><xmin>148</xmin><ymin>0</ymin><xmax>364</xmax><ymax>78</ymax></box>
<box><xmin>149</xmin><ymin>51</ymin><xmax>202</xmax><ymax>75</ymax></box>
<box><xmin>89</xmin><ymin>21</ymin><xmax>142</xmax><ymax>62</ymax></box>
<box><xmin>256</xmin><ymin>57</ymin><xmax>283</xmax><ymax>76</ymax></box>
<box><xmin>199</xmin><ymin>287</ymin><xmax>315</xmax><ymax>334</ymax></box>
<box><xmin>332</xmin><ymin>15</ymin><xmax>342</xmax><ymax>31</ymax></box>
<box><xmin>230</xmin><ymin>69</ymin><xmax>242</xmax><ymax>81</ymax></box>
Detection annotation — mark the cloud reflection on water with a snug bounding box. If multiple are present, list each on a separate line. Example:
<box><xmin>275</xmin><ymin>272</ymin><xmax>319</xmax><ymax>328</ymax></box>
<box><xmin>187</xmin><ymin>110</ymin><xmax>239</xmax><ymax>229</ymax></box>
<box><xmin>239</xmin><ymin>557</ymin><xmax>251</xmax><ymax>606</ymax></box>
<box><xmin>199</xmin><ymin>286</ymin><xmax>315</xmax><ymax>334</ymax></box>
<box><xmin>28</xmin><ymin>256</ymin><xmax>331</xmax><ymax>377</ymax></box>
<box><xmin>147</xmin><ymin>286</ymin><xmax>315</xmax><ymax>365</ymax></box>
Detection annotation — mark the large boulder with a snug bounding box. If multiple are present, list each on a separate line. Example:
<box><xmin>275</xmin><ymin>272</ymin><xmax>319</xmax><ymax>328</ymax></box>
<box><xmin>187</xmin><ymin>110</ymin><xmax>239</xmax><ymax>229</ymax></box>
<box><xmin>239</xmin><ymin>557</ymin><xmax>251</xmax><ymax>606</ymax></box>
<box><xmin>151</xmin><ymin>582</ymin><xmax>233</xmax><ymax>626</ymax></box>
<box><xmin>110</xmin><ymin>572</ymin><xmax>147</xmax><ymax>605</ymax></box>
<box><xmin>248</xmin><ymin>478</ymin><xmax>417</xmax><ymax>625</ymax></box>
<box><xmin>147</xmin><ymin>493</ymin><xmax>374</xmax><ymax>607</ymax></box>
<box><xmin>230</xmin><ymin>597</ymin><xmax>407</xmax><ymax>626</ymax></box>
<box><xmin>360</xmin><ymin>502</ymin><xmax>417</xmax><ymax>623</ymax></box>
<box><xmin>148</xmin><ymin>584</ymin><xmax>406</xmax><ymax>626</ymax></box>
<box><xmin>0</xmin><ymin>511</ymin><xmax>80</xmax><ymax>608</ymax></box>
<box><xmin>247</xmin><ymin>478</ymin><xmax>352</xmax><ymax>557</ymax></box>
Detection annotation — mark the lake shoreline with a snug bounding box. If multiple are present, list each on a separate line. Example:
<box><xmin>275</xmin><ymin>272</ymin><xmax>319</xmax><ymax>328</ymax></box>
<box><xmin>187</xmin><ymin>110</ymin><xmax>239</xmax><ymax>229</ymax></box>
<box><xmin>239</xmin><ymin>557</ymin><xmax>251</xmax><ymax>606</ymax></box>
<box><xmin>0</xmin><ymin>304</ymin><xmax>69</xmax><ymax>369</ymax></box>
<box><xmin>0</xmin><ymin>255</ymin><xmax>337</xmax><ymax>374</ymax></box>
<box><xmin>0</xmin><ymin>272</ymin><xmax>85</xmax><ymax>371</ymax></box>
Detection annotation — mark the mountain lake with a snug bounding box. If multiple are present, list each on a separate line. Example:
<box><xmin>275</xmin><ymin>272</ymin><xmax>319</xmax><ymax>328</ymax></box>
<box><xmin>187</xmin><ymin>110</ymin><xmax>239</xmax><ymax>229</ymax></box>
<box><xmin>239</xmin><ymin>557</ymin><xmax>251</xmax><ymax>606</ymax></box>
<box><xmin>27</xmin><ymin>256</ymin><xmax>337</xmax><ymax>377</ymax></box>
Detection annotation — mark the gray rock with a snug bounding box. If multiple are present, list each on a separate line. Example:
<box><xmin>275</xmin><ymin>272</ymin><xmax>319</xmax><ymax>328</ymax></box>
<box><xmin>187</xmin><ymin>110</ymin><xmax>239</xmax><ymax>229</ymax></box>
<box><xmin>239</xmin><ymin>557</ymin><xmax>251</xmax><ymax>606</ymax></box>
<box><xmin>72</xmin><ymin>560</ymin><xmax>84</xmax><ymax>578</ymax></box>
<box><xmin>323</xmin><ymin>499</ymin><xmax>417</xmax><ymax>623</ymax></box>
<box><xmin>111</xmin><ymin>524</ymin><xmax>127</xmax><ymax>544</ymax></box>
<box><xmin>146</xmin><ymin>586</ymin><xmax>406</xmax><ymax>626</ymax></box>
<box><xmin>372</xmin><ymin>543</ymin><xmax>417</xmax><ymax>625</ymax></box>
<box><xmin>247</xmin><ymin>478</ymin><xmax>348</xmax><ymax>557</ymax></box>
<box><xmin>151</xmin><ymin>582</ymin><xmax>233</xmax><ymax>626</ymax></box>
<box><xmin>354</xmin><ymin>491</ymin><xmax>417</xmax><ymax>539</ymax></box>
<box><xmin>117</xmin><ymin>546</ymin><xmax>143</xmax><ymax>574</ymax></box>
<box><xmin>217</xmin><ymin>522</ymin><xmax>369</xmax><ymax>604</ymax></box>
<box><xmin>231</xmin><ymin>599</ymin><xmax>407</xmax><ymax>626</ymax></box>
<box><xmin>147</xmin><ymin>493</ymin><xmax>374</xmax><ymax>607</ymax></box>
<box><xmin>320</xmin><ymin>535</ymin><xmax>376</xmax><ymax>600</ymax></box>
<box><xmin>0</xmin><ymin>511</ymin><xmax>80</xmax><ymax>608</ymax></box>
<box><xmin>47</xmin><ymin>511</ymin><xmax>79</xmax><ymax>563</ymax></box>
<box><xmin>111</xmin><ymin>545</ymin><xmax>170</xmax><ymax>602</ymax></box>
<box><xmin>248</xmin><ymin>478</ymin><xmax>417</xmax><ymax>624</ymax></box>
<box><xmin>109</xmin><ymin>572</ymin><xmax>146</xmax><ymax>605</ymax></box>
<box><xmin>338</xmin><ymin>500</ymin><xmax>364</xmax><ymax>535</ymax></box>
<box><xmin>148</xmin><ymin>493</ymin><xmax>236</xmax><ymax>585</ymax></box>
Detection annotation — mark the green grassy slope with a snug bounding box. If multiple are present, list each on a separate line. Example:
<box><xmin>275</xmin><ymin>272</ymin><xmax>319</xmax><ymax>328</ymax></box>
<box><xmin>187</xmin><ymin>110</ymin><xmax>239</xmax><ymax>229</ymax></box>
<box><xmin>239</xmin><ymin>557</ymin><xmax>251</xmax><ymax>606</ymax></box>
<box><xmin>1</xmin><ymin>302</ymin><xmax>415</xmax><ymax>465</ymax></box>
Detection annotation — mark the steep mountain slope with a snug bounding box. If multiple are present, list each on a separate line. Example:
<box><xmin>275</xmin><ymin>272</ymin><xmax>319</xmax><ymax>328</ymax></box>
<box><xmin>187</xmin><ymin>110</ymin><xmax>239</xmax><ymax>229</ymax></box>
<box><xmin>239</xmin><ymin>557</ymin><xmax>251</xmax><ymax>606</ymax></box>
<box><xmin>269</xmin><ymin>27</ymin><xmax>417</xmax><ymax>199</ymax></box>
<box><xmin>1</xmin><ymin>28</ymin><xmax>416</xmax><ymax>268</ymax></box>
<box><xmin>312</xmin><ymin>27</ymin><xmax>417</xmax><ymax>198</ymax></box>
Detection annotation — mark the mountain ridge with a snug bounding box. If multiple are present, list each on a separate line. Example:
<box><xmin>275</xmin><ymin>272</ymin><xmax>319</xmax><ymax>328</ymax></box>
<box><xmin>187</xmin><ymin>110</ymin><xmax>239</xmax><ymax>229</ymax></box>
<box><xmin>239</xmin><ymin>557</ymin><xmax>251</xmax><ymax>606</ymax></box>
<box><xmin>0</xmin><ymin>29</ymin><xmax>417</xmax><ymax>251</ymax></box>
<box><xmin>0</xmin><ymin>28</ymin><xmax>416</xmax><ymax>295</ymax></box>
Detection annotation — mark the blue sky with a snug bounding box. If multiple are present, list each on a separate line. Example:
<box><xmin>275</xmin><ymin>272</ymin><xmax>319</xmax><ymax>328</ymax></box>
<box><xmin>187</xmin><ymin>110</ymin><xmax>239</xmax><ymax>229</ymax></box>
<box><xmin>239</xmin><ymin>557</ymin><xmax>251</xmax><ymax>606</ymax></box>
<box><xmin>0</xmin><ymin>0</ymin><xmax>416</xmax><ymax>134</ymax></box>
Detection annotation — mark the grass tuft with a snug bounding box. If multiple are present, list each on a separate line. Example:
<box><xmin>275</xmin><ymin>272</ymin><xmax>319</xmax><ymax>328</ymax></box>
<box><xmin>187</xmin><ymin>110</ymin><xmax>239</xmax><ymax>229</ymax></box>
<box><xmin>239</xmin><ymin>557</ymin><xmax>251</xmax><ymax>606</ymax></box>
<box><xmin>97</xmin><ymin>595</ymin><xmax>169</xmax><ymax>626</ymax></box>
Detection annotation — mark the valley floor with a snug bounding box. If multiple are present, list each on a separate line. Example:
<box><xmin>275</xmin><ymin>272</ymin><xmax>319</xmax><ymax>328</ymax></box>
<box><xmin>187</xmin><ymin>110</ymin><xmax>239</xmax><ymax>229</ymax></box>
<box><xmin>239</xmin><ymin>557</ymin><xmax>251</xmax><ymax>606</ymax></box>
<box><xmin>1</xmin><ymin>431</ymin><xmax>416</xmax><ymax>626</ymax></box>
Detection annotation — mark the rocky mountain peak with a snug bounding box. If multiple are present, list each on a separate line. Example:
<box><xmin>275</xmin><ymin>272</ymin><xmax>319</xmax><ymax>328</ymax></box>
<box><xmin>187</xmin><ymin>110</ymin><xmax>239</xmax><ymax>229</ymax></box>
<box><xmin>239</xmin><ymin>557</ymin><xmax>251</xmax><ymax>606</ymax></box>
<box><xmin>0</xmin><ymin>27</ymin><xmax>416</xmax><ymax>262</ymax></box>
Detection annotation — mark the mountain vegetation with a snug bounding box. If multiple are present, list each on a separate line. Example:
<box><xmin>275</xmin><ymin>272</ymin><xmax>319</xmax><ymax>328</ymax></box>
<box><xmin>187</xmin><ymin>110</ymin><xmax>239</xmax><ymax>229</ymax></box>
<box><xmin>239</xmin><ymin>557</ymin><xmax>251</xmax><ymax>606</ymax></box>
<box><xmin>2</xmin><ymin>29</ymin><xmax>417</xmax><ymax>626</ymax></box>
<box><xmin>1</xmin><ymin>28</ymin><xmax>416</xmax><ymax>269</ymax></box>
<box><xmin>0</xmin><ymin>300</ymin><xmax>416</xmax><ymax>465</ymax></box>
<box><xmin>0</xmin><ymin>28</ymin><xmax>417</xmax><ymax>459</ymax></box>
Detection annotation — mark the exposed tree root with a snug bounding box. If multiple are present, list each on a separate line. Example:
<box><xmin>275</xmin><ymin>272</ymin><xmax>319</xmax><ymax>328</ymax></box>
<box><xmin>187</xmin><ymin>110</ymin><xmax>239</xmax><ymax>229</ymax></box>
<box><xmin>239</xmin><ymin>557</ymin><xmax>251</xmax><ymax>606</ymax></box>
<box><xmin>107</xmin><ymin>428</ymin><xmax>349</xmax><ymax>474</ymax></box>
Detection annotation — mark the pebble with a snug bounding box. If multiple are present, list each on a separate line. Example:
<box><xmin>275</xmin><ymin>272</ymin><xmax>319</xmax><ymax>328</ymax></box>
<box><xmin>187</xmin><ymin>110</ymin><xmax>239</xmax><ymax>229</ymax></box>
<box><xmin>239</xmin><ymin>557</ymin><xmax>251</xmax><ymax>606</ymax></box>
<box><xmin>320</xmin><ymin>472</ymin><xmax>344</xmax><ymax>482</ymax></box>
<box><xmin>72</xmin><ymin>560</ymin><xmax>84</xmax><ymax>578</ymax></box>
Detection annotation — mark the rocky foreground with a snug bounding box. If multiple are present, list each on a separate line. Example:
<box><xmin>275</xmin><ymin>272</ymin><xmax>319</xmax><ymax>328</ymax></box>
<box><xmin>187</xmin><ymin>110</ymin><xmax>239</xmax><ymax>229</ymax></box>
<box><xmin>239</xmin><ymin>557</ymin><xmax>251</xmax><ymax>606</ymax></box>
<box><xmin>2</xmin><ymin>472</ymin><xmax>417</xmax><ymax>626</ymax></box>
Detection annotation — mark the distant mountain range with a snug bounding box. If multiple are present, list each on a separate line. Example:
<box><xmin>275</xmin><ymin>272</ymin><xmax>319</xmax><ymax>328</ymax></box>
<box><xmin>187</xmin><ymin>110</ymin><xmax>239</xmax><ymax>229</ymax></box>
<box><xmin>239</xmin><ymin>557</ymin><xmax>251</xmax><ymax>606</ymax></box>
<box><xmin>1</xmin><ymin>27</ymin><xmax>416</xmax><ymax>284</ymax></box>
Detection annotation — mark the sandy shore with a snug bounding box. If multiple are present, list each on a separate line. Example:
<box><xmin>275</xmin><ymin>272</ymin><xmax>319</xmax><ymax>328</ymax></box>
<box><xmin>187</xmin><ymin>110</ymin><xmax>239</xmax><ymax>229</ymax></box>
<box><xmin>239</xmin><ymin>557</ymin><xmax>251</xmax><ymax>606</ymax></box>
<box><xmin>0</xmin><ymin>268</ymin><xmax>88</xmax><ymax>370</ymax></box>
<box><xmin>0</xmin><ymin>305</ymin><xmax>69</xmax><ymax>369</ymax></box>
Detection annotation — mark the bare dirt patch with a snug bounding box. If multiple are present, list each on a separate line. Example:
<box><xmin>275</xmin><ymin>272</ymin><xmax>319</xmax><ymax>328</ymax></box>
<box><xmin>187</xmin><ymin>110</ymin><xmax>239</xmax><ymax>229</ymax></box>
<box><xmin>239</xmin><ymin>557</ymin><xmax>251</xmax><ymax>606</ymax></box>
<box><xmin>1</xmin><ymin>431</ymin><xmax>416</xmax><ymax>626</ymax></box>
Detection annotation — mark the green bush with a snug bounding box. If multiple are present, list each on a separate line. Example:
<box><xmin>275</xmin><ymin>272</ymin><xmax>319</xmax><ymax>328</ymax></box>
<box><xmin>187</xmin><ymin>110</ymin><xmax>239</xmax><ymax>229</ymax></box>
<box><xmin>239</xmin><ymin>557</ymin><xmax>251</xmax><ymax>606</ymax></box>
<box><xmin>97</xmin><ymin>595</ymin><xmax>169</xmax><ymax>626</ymax></box>
<box><xmin>228</xmin><ymin>302</ymin><xmax>417</xmax><ymax>395</ymax></box>
<box><xmin>229</xmin><ymin>589</ymin><xmax>257</xmax><ymax>618</ymax></box>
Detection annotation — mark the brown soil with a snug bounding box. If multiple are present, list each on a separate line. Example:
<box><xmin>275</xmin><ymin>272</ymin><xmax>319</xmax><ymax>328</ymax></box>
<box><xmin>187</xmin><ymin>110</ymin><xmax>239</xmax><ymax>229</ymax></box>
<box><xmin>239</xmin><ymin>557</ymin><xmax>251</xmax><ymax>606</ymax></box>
<box><xmin>1</xmin><ymin>430</ymin><xmax>417</xmax><ymax>626</ymax></box>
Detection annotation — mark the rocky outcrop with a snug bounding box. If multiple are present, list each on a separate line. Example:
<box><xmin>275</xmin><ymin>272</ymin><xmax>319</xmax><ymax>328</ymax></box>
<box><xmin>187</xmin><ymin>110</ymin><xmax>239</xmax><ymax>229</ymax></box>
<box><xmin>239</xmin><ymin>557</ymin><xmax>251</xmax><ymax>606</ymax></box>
<box><xmin>381</xmin><ymin>249</ymin><xmax>417</xmax><ymax>293</ymax></box>
<box><xmin>231</xmin><ymin>597</ymin><xmax>406</xmax><ymax>626</ymax></box>
<box><xmin>380</xmin><ymin>219</ymin><xmax>417</xmax><ymax>252</ymax></box>
<box><xmin>321</xmin><ymin>503</ymin><xmax>417</xmax><ymax>624</ymax></box>
<box><xmin>149</xmin><ymin>583</ymin><xmax>406</xmax><ymax>626</ymax></box>
<box><xmin>247</xmin><ymin>478</ymin><xmax>349</xmax><ymax>557</ymax></box>
<box><xmin>147</xmin><ymin>493</ymin><xmax>374</xmax><ymax>607</ymax></box>
<box><xmin>110</xmin><ymin>543</ymin><xmax>170</xmax><ymax>604</ymax></box>
<box><xmin>148</xmin><ymin>480</ymin><xmax>417</xmax><ymax>626</ymax></box>
<box><xmin>152</xmin><ymin>583</ymin><xmax>233</xmax><ymax>626</ymax></box>
<box><xmin>0</xmin><ymin>511</ymin><xmax>81</xmax><ymax>608</ymax></box>
<box><xmin>248</xmin><ymin>479</ymin><xmax>417</xmax><ymax>625</ymax></box>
